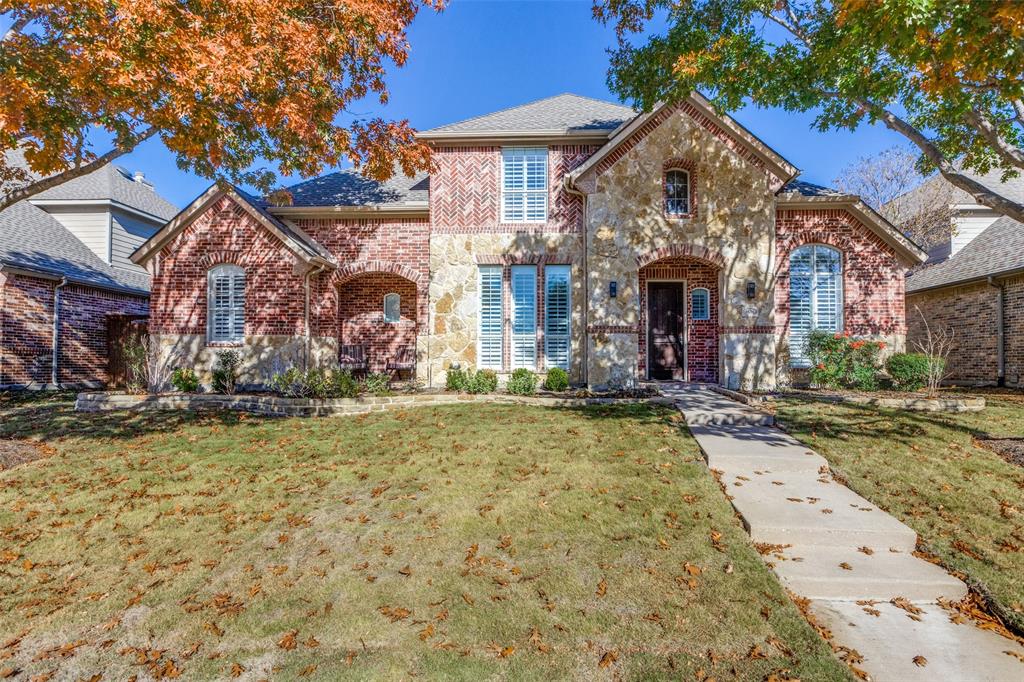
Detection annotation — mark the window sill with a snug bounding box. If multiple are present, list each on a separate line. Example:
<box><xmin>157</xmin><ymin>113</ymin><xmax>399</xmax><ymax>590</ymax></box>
<box><xmin>665</xmin><ymin>213</ymin><xmax>695</xmax><ymax>221</ymax></box>
<box><xmin>207</xmin><ymin>340</ymin><xmax>244</xmax><ymax>348</ymax></box>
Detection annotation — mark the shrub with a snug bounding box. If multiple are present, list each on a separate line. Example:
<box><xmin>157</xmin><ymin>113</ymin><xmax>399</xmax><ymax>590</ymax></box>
<box><xmin>211</xmin><ymin>350</ymin><xmax>241</xmax><ymax>394</ymax></box>
<box><xmin>466</xmin><ymin>369</ymin><xmax>498</xmax><ymax>394</ymax></box>
<box><xmin>507</xmin><ymin>368</ymin><xmax>538</xmax><ymax>395</ymax></box>
<box><xmin>806</xmin><ymin>331</ymin><xmax>885</xmax><ymax>391</ymax></box>
<box><xmin>445</xmin><ymin>366</ymin><xmax>469</xmax><ymax>392</ymax></box>
<box><xmin>171</xmin><ymin>367</ymin><xmax>200</xmax><ymax>393</ymax></box>
<box><xmin>331</xmin><ymin>369</ymin><xmax>360</xmax><ymax>398</ymax></box>
<box><xmin>542</xmin><ymin>367</ymin><xmax>570</xmax><ymax>392</ymax></box>
<box><xmin>270</xmin><ymin>368</ymin><xmax>306</xmax><ymax>397</ymax></box>
<box><xmin>122</xmin><ymin>337</ymin><xmax>149</xmax><ymax>394</ymax></box>
<box><xmin>886</xmin><ymin>352</ymin><xmax>938</xmax><ymax>392</ymax></box>
<box><xmin>362</xmin><ymin>372</ymin><xmax>391</xmax><ymax>396</ymax></box>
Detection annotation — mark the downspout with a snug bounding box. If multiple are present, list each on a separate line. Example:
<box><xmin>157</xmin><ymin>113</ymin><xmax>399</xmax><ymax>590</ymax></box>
<box><xmin>564</xmin><ymin>176</ymin><xmax>589</xmax><ymax>387</ymax></box>
<box><xmin>988</xmin><ymin>276</ymin><xmax>1005</xmax><ymax>386</ymax></box>
<box><xmin>51</xmin><ymin>277</ymin><xmax>68</xmax><ymax>388</ymax></box>
<box><xmin>304</xmin><ymin>264</ymin><xmax>326</xmax><ymax>371</ymax></box>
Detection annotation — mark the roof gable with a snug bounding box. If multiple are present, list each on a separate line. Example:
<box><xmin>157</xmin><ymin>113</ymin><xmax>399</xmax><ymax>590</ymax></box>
<box><xmin>567</xmin><ymin>94</ymin><xmax>797</xmax><ymax>193</ymax></box>
<box><xmin>131</xmin><ymin>184</ymin><xmax>335</xmax><ymax>269</ymax></box>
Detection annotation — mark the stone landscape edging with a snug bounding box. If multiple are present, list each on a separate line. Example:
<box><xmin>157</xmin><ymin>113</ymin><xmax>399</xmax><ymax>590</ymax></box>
<box><xmin>75</xmin><ymin>391</ymin><xmax>674</xmax><ymax>417</ymax></box>
<box><xmin>781</xmin><ymin>391</ymin><xmax>986</xmax><ymax>413</ymax></box>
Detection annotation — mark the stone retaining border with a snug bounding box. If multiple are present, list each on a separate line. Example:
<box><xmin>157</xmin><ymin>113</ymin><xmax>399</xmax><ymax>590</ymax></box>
<box><xmin>75</xmin><ymin>392</ymin><xmax>676</xmax><ymax>417</ymax></box>
<box><xmin>781</xmin><ymin>391</ymin><xmax>985</xmax><ymax>413</ymax></box>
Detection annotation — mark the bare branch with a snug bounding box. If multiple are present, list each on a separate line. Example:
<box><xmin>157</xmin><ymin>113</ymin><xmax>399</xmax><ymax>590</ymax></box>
<box><xmin>854</xmin><ymin>98</ymin><xmax>1024</xmax><ymax>223</ymax></box>
<box><xmin>964</xmin><ymin>108</ymin><xmax>1024</xmax><ymax>171</ymax></box>
<box><xmin>0</xmin><ymin>128</ymin><xmax>157</xmax><ymax>212</ymax></box>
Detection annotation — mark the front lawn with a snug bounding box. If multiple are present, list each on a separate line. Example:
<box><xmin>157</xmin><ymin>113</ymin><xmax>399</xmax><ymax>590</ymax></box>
<box><xmin>0</xmin><ymin>397</ymin><xmax>846</xmax><ymax>680</ymax></box>
<box><xmin>776</xmin><ymin>393</ymin><xmax>1024</xmax><ymax>632</ymax></box>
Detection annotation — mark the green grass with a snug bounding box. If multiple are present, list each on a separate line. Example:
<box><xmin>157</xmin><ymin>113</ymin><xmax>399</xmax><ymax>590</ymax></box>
<box><xmin>776</xmin><ymin>393</ymin><xmax>1024</xmax><ymax>632</ymax></box>
<box><xmin>0</xmin><ymin>396</ymin><xmax>848</xmax><ymax>680</ymax></box>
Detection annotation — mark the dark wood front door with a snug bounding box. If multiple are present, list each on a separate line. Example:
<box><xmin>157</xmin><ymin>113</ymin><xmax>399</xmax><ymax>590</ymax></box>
<box><xmin>647</xmin><ymin>282</ymin><xmax>687</xmax><ymax>380</ymax></box>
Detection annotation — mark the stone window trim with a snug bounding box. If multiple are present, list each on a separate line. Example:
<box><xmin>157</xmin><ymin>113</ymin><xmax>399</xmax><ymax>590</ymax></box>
<box><xmin>662</xmin><ymin>158</ymin><xmax>698</xmax><ymax>220</ymax></box>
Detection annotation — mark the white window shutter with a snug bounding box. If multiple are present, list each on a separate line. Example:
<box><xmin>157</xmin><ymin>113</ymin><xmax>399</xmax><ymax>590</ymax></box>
<box><xmin>502</xmin><ymin>148</ymin><xmax>547</xmax><ymax>223</ymax></box>
<box><xmin>788</xmin><ymin>245</ymin><xmax>842</xmax><ymax>367</ymax></box>
<box><xmin>209</xmin><ymin>265</ymin><xmax>245</xmax><ymax>343</ymax></box>
<box><xmin>511</xmin><ymin>265</ymin><xmax>537</xmax><ymax>369</ymax></box>
<box><xmin>544</xmin><ymin>265</ymin><xmax>571</xmax><ymax>370</ymax></box>
<box><xmin>478</xmin><ymin>266</ymin><xmax>503</xmax><ymax>369</ymax></box>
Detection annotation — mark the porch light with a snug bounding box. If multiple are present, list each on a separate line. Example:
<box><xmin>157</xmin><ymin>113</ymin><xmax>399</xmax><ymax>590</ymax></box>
<box><xmin>609</xmin><ymin>281</ymin><xmax>618</xmax><ymax>298</ymax></box>
<box><xmin>746</xmin><ymin>281</ymin><xmax>756</xmax><ymax>300</ymax></box>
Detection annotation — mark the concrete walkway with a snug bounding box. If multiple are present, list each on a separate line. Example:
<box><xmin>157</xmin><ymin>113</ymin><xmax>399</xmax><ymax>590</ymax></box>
<box><xmin>665</xmin><ymin>383</ymin><xmax>1024</xmax><ymax>682</ymax></box>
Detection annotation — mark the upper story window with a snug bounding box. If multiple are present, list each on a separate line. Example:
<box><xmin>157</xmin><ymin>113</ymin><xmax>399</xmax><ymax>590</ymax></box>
<box><xmin>665</xmin><ymin>169</ymin><xmax>691</xmax><ymax>216</ymax></box>
<box><xmin>383</xmin><ymin>293</ymin><xmax>401</xmax><ymax>323</ymax></box>
<box><xmin>208</xmin><ymin>264</ymin><xmax>245</xmax><ymax>343</ymax></box>
<box><xmin>502</xmin><ymin>147</ymin><xmax>548</xmax><ymax>223</ymax></box>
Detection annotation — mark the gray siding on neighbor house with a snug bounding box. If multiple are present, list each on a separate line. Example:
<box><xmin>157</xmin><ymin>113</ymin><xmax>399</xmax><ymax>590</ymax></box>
<box><xmin>44</xmin><ymin>205</ymin><xmax>110</xmax><ymax>263</ymax></box>
<box><xmin>111</xmin><ymin>209</ymin><xmax>160</xmax><ymax>271</ymax></box>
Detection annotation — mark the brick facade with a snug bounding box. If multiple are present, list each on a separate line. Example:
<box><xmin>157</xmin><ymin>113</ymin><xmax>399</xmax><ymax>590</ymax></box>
<box><xmin>338</xmin><ymin>273</ymin><xmax>417</xmax><ymax>372</ymax></box>
<box><xmin>906</xmin><ymin>273</ymin><xmax>1024</xmax><ymax>387</ymax></box>
<box><xmin>0</xmin><ymin>273</ymin><xmax>147</xmax><ymax>387</ymax></box>
<box><xmin>637</xmin><ymin>257</ymin><xmax>720</xmax><ymax>382</ymax></box>
<box><xmin>775</xmin><ymin>208</ymin><xmax>907</xmax><ymax>340</ymax></box>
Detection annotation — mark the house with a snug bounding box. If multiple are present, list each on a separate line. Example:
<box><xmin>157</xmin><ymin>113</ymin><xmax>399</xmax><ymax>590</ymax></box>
<box><xmin>132</xmin><ymin>93</ymin><xmax>925</xmax><ymax>391</ymax></box>
<box><xmin>904</xmin><ymin>170</ymin><xmax>1024</xmax><ymax>387</ymax></box>
<box><xmin>0</xmin><ymin>157</ymin><xmax>178</xmax><ymax>388</ymax></box>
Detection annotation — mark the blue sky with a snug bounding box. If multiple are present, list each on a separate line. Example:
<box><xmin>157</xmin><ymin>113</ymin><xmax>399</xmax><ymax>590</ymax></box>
<box><xmin>10</xmin><ymin>1</ymin><xmax>910</xmax><ymax>209</ymax></box>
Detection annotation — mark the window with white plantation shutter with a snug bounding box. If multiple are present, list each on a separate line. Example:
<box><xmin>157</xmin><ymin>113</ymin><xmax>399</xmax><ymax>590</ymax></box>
<box><xmin>502</xmin><ymin>147</ymin><xmax>548</xmax><ymax>223</ymax></box>
<box><xmin>789</xmin><ymin>245</ymin><xmax>843</xmax><ymax>367</ymax></box>
<box><xmin>478</xmin><ymin>266</ymin><xmax>503</xmax><ymax>369</ymax></box>
<box><xmin>510</xmin><ymin>265</ymin><xmax>537</xmax><ymax>369</ymax></box>
<box><xmin>544</xmin><ymin>265</ymin><xmax>571</xmax><ymax>370</ymax></box>
<box><xmin>208</xmin><ymin>264</ymin><xmax>245</xmax><ymax>343</ymax></box>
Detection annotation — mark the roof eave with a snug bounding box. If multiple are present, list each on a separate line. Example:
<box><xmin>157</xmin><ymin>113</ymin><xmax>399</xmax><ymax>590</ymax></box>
<box><xmin>417</xmin><ymin>129</ymin><xmax>617</xmax><ymax>145</ymax></box>
<box><xmin>778</xmin><ymin>196</ymin><xmax>928</xmax><ymax>265</ymax></box>
<box><xmin>908</xmin><ymin>266</ymin><xmax>1024</xmax><ymax>295</ymax></box>
<box><xmin>268</xmin><ymin>203</ymin><xmax>429</xmax><ymax>218</ymax></box>
<box><xmin>29</xmin><ymin>198</ymin><xmax>171</xmax><ymax>224</ymax></box>
<box><xmin>0</xmin><ymin>261</ymin><xmax>149</xmax><ymax>296</ymax></box>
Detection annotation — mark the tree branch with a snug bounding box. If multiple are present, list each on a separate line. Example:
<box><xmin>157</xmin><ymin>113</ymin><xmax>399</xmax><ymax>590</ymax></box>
<box><xmin>963</xmin><ymin>108</ymin><xmax>1024</xmax><ymax>171</ymax></box>
<box><xmin>2</xmin><ymin>15</ymin><xmax>30</xmax><ymax>43</ymax></box>
<box><xmin>857</xmin><ymin>99</ymin><xmax>1024</xmax><ymax>222</ymax></box>
<box><xmin>1013</xmin><ymin>99</ymin><xmax>1024</xmax><ymax>128</ymax></box>
<box><xmin>0</xmin><ymin>128</ymin><xmax>157</xmax><ymax>212</ymax></box>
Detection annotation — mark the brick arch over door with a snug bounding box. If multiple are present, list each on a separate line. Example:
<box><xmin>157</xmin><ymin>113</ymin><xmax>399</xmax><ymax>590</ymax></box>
<box><xmin>638</xmin><ymin>256</ymin><xmax>721</xmax><ymax>383</ymax></box>
<box><xmin>637</xmin><ymin>244</ymin><xmax>726</xmax><ymax>270</ymax></box>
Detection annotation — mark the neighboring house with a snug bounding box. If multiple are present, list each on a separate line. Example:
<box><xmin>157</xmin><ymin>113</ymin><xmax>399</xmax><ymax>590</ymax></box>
<box><xmin>904</xmin><ymin>170</ymin><xmax>1024</xmax><ymax>386</ymax></box>
<box><xmin>132</xmin><ymin>93</ymin><xmax>925</xmax><ymax>391</ymax></box>
<box><xmin>0</xmin><ymin>160</ymin><xmax>178</xmax><ymax>388</ymax></box>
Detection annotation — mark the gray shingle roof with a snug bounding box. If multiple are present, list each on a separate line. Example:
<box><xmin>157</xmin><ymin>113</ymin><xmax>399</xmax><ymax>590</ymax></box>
<box><xmin>33</xmin><ymin>164</ymin><xmax>179</xmax><ymax>220</ymax></box>
<box><xmin>0</xmin><ymin>200</ymin><xmax>150</xmax><ymax>293</ymax></box>
<box><xmin>906</xmin><ymin>216</ymin><xmax>1024</xmax><ymax>292</ymax></box>
<box><xmin>233</xmin><ymin>186</ymin><xmax>336</xmax><ymax>263</ymax></box>
<box><xmin>779</xmin><ymin>180</ymin><xmax>847</xmax><ymax>198</ymax></box>
<box><xmin>280</xmin><ymin>169</ymin><xmax>429</xmax><ymax>208</ymax></box>
<box><xmin>420</xmin><ymin>93</ymin><xmax>636</xmax><ymax>136</ymax></box>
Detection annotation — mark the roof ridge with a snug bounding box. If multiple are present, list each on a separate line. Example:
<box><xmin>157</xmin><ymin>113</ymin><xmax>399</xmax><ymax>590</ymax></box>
<box><xmin>423</xmin><ymin>92</ymin><xmax>633</xmax><ymax>133</ymax></box>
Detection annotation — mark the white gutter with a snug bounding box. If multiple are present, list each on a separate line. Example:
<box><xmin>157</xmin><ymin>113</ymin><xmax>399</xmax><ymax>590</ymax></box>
<box><xmin>988</xmin><ymin>276</ymin><xmax>1006</xmax><ymax>386</ymax></box>
<box><xmin>51</xmin><ymin>277</ymin><xmax>69</xmax><ymax>387</ymax></box>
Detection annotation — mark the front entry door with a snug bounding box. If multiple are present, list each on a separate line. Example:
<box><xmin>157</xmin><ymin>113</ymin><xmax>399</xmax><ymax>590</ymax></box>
<box><xmin>648</xmin><ymin>282</ymin><xmax>687</xmax><ymax>380</ymax></box>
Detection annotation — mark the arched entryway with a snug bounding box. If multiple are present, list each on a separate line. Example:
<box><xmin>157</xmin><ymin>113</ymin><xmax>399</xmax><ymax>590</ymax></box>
<box><xmin>638</xmin><ymin>256</ymin><xmax>720</xmax><ymax>382</ymax></box>
<box><xmin>337</xmin><ymin>271</ymin><xmax>419</xmax><ymax>374</ymax></box>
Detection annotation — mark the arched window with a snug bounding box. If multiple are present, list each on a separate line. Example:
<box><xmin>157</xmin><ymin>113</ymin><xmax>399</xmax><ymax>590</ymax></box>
<box><xmin>208</xmin><ymin>264</ymin><xmax>245</xmax><ymax>343</ymax></box>
<box><xmin>664</xmin><ymin>169</ymin><xmax>690</xmax><ymax>216</ymax></box>
<box><xmin>789</xmin><ymin>245</ymin><xmax>843</xmax><ymax>367</ymax></box>
<box><xmin>690</xmin><ymin>287</ymin><xmax>710</xmax><ymax>321</ymax></box>
<box><xmin>383</xmin><ymin>292</ymin><xmax>401</xmax><ymax>323</ymax></box>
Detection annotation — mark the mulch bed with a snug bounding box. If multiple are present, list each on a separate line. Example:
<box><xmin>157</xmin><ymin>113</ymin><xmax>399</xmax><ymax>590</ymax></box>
<box><xmin>0</xmin><ymin>439</ymin><xmax>52</xmax><ymax>471</ymax></box>
<box><xmin>976</xmin><ymin>438</ymin><xmax>1024</xmax><ymax>468</ymax></box>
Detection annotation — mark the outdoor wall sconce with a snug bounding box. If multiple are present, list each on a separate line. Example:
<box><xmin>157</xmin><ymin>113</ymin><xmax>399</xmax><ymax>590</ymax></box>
<box><xmin>746</xmin><ymin>280</ymin><xmax>756</xmax><ymax>300</ymax></box>
<box><xmin>609</xmin><ymin>281</ymin><xmax>618</xmax><ymax>298</ymax></box>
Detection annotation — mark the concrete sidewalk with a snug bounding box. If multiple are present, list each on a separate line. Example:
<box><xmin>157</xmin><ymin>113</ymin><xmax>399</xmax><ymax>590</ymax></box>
<box><xmin>670</xmin><ymin>384</ymin><xmax>1024</xmax><ymax>682</ymax></box>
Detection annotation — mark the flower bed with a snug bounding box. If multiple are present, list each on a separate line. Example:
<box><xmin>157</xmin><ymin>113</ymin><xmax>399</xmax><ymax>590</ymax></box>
<box><xmin>76</xmin><ymin>390</ymin><xmax>673</xmax><ymax>418</ymax></box>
